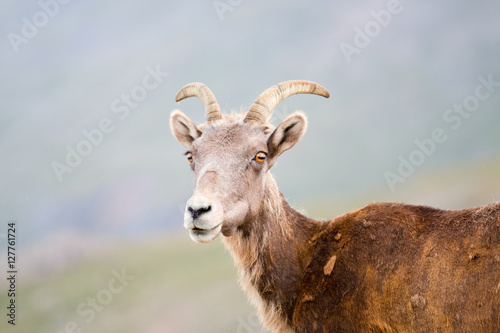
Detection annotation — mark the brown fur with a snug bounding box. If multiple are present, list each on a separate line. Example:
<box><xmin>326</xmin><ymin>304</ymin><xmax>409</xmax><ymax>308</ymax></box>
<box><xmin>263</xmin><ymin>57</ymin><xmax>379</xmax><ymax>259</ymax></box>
<box><xmin>226</xmin><ymin>184</ymin><xmax>500</xmax><ymax>332</ymax></box>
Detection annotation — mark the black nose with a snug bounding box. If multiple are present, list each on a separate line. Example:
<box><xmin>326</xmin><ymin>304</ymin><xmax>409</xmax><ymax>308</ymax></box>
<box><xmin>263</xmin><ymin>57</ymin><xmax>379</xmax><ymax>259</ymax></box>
<box><xmin>188</xmin><ymin>205</ymin><xmax>211</xmax><ymax>219</ymax></box>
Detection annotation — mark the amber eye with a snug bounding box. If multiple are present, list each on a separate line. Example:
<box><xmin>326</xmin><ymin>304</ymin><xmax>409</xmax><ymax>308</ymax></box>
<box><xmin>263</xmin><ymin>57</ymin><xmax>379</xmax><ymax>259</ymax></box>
<box><xmin>254</xmin><ymin>152</ymin><xmax>267</xmax><ymax>164</ymax></box>
<box><xmin>186</xmin><ymin>152</ymin><xmax>193</xmax><ymax>163</ymax></box>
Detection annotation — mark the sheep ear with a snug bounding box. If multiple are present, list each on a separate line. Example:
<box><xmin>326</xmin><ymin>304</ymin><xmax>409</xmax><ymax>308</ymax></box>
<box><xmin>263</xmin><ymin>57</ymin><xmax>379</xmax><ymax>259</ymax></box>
<box><xmin>170</xmin><ymin>110</ymin><xmax>202</xmax><ymax>148</ymax></box>
<box><xmin>267</xmin><ymin>111</ymin><xmax>307</xmax><ymax>167</ymax></box>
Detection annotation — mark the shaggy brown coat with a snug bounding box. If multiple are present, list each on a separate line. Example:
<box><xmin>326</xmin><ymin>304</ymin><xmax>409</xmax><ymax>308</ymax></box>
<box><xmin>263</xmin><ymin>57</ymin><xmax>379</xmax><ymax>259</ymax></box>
<box><xmin>225</xmin><ymin>189</ymin><xmax>500</xmax><ymax>332</ymax></box>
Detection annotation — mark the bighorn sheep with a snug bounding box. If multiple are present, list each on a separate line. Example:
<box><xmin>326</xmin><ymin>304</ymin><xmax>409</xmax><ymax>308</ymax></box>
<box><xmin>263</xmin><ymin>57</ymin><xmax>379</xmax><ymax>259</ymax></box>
<box><xmin>170</xmin><ymin>80</ymin><xmax>500</xmax><ymax>332</ymax></box>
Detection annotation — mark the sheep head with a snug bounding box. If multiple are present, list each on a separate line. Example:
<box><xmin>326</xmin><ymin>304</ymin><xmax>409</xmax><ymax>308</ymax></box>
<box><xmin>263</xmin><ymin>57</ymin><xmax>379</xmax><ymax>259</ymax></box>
<box><xmin>170</xmin><ymin>80</ymin><xmax>329</xmax><ymax>243</ymax></box>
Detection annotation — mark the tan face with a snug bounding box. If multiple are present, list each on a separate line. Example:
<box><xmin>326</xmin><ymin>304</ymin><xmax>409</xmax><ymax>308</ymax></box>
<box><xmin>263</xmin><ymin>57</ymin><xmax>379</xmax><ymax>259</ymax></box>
<box><xmin>184</xmin><ymin>120</ymin><xmax>269</xmax><ymax>242</ymax></box>
<box><xmin>171</xmin><ymin>111</ymin><xmax>308</xmax><ymax>243</ymax></box>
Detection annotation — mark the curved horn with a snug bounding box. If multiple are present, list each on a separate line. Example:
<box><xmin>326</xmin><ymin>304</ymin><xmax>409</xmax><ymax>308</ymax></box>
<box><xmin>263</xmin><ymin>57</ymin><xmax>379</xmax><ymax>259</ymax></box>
<box><xmin>175</xmin><ymin>82</ymin><xmax>222</xmax><ymax>122</ymax></box>
<box><xmin>244</xmin><ymin>80</ymin><xmax>330</xmax><ymax>124</ymax></box>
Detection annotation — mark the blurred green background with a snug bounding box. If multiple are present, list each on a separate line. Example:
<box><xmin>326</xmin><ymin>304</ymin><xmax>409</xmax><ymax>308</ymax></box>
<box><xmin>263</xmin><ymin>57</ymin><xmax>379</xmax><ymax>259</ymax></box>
<box><xmin>1</xmin><ymin>0</ymin><xmax>499</xmax><ymax>332</ymax></box>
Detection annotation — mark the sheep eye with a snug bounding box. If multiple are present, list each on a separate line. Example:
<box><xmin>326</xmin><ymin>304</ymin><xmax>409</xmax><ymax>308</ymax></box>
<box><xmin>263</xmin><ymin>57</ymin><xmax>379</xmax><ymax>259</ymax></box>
<box><xmin>254</xmin><ymin>152</ymin><xmax>267</xmax><ymax>164</ymax></box>
<box><xmin>186</xmin><ymin>152</ymin><xmax>193</xmax><ymax>163</ymax></box>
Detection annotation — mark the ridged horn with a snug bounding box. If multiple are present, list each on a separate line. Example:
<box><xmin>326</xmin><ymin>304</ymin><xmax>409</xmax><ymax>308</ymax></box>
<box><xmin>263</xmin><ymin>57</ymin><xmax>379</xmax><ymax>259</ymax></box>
<box><xmin>175</xmin><ymin>82</ymin><xmax>222</xmax><ymax>122</ymax></box>
<box><xmin>244</xmin><ymin>80</ymin><xmax>330</xmax><ymax>124</ymax></box>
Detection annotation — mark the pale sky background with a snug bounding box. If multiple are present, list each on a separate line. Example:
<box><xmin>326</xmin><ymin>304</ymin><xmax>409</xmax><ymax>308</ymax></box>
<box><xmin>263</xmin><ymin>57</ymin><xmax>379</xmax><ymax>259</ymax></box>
<box><xmin>1</xmin><ymin>0</ymin><xmax>499</xmax><ymax>258</ymax></box>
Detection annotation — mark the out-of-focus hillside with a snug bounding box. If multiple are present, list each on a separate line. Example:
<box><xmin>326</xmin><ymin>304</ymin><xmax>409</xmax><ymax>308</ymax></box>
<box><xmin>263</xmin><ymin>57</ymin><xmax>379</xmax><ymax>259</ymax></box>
<box><xmin>305</xmin><ymin>156</ymin><xmax>500</xmax><ymax>220</ymax></box>
<box><xmin>0</xmin><ymin>233</ymin><xmax>270</xmax><ymax>333</ymax></box>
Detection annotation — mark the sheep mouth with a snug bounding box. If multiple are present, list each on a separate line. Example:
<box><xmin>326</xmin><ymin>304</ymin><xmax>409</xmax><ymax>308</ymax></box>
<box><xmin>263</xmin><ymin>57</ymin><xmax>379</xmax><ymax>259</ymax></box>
<box><xmin>188</xmin><ymin>223</ymin><xmax>222</xmax><ymax>243</ymax></box>
<box><xmin>190</xmin><ymin>222</ymin><xmax>221</xmax><ymax>232</ymax></box>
